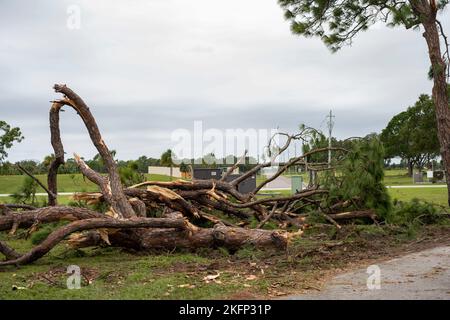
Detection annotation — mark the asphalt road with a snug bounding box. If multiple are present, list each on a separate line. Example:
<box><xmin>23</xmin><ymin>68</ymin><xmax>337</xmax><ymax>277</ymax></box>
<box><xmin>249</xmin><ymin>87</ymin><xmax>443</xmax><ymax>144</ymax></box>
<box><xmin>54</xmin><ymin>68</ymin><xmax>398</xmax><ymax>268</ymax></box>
<box><xmin>286</xmin><ymin>246</ymin><xmax>450</xmax><ymax>300</ymax></box>
<box><xmin>261</xmin><ymin>175</ymin><xmax>292</xmax><ymax>190</ymax></box>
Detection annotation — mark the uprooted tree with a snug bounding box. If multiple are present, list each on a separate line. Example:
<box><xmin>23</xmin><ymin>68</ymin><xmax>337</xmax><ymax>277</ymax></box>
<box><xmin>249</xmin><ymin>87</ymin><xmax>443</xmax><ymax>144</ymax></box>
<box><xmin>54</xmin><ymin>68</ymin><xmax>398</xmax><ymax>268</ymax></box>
<box><xmin>0</xmin><ymin>85</ymin><xmax>389</xmax><ymax>266</ymax></box>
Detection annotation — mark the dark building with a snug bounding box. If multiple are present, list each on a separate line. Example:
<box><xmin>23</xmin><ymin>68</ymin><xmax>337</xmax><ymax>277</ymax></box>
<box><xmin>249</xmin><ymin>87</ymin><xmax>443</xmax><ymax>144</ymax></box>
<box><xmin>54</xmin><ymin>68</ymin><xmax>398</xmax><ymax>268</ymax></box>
<box><xmin>192</xmin><ymin>168</ymin><xmax>223</xmax><ymax>180</ymax></box>
<box><xmin>224</xmin><ymin>174</ymin><xmax>256</xmax><ymax>194</ymax></box>
<box><xmin>192</xmin><ymin>168</ymin><xmax>257</xmax><ymax>194</ymax></box>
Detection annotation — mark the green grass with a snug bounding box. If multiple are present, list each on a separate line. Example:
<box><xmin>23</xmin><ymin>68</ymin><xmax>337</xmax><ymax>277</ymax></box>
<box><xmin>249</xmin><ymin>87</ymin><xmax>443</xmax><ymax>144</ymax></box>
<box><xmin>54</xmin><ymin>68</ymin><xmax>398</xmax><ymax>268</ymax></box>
<box><xmin>0</xmin><ymin>195</ymin><xmax>74</xmax><ymax>206</ymax></box>
<box><xmin>0</xmin><ymin>237</ymin><xmax>237</xmax><ymax>299</ymax></box>
<box><xmin>383</xmin><ymin>169</ymin><xmax>445</xmax><ymax>185</ymax></box>
<box><xmin>384</xmin><ymin>169</ymin><xmax>408</xmax><ymax>176</ymax></box>
<box><xmin>384</xmin><ymin>174</ymin><xmax>414</xmax><ymax>185</ymax></box>
<box><xmin>0</xmin><ymin>173</ymin><xmax>174</xmax><ymax>195</ymax></box>
<box><xmin>388</xmin><ymin>187</ymin><xmax>448</xmax><ymax>206</ymax></box>
<box><xmin>0</xmin><ymin>174</ymin><xmax>99</xmax><ymax>194</ymax></box>
<box><xmin>0</xmin><ymin>170</ymin><xmax>442</xmax><ymax>196</ymax></box>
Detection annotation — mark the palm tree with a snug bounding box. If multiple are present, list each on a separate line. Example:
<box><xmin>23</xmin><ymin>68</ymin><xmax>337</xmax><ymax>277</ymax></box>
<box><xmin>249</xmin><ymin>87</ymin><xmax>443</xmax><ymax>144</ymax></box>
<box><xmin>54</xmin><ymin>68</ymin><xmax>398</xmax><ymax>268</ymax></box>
<box><xmin>160</xmin><ymin>149</ymin><xmax>174</xmax><ymax>180</ymax></box>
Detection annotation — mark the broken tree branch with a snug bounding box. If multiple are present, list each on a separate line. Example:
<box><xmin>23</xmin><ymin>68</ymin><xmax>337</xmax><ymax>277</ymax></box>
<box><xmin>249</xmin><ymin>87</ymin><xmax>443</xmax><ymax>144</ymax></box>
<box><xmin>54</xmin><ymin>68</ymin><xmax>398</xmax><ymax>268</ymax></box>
<box><xmin>0</xmin><ymin>217</ymin><xmax>189</xmax><ymax>266</ymax></box>
<box><xmin>220</xmin><ymin>150</ymin><xmax>247</xmax><ymax>181</ymax></box>
<box><xmin>52</xmin><ymin>84</ymin><xmax>136</xmax><ymax>218</ymax></box>
<box><xmin>16</xmin><ymin>163</ymin><xmax>56</xmax><ymax>200</ymax></box>
<box><xmin>47</xmin><ymin>102</ymin><xmax>65</xmax><ymax>206</ymax></box>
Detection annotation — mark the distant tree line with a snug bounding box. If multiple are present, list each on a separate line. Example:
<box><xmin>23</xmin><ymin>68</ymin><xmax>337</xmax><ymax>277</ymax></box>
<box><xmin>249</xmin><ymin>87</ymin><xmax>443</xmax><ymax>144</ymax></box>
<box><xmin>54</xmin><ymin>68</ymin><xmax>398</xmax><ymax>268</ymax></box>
<box><xmin>380</xmin><ymin>86</ymin><xmax>449</xmax><ymax>176</ymax></box>
<box><xmin>0</xmin><ymin>149</ymin><xmax>259</xmax><ymax>176</ymax></box>
<box><xmin>0</xmin><ymin>154</ymin><xmax>163</xmax><ymax>176</ymax></box>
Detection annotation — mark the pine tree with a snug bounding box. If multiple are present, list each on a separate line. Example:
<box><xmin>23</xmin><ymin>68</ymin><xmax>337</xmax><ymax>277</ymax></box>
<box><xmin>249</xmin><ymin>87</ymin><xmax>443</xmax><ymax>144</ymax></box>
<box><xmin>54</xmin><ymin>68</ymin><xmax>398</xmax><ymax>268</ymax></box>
<box><xmin>278</xmin><ymin>0</ymin><xmax>450</xmax><ymax>206</ymax></box>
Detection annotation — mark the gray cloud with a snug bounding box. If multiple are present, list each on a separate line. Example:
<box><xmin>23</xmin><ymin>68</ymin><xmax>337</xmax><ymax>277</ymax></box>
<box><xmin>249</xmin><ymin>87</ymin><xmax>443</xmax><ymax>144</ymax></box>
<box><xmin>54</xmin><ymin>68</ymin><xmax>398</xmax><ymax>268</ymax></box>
<box><xmin>1</xmin><ymin>0</ymin><xmax>448</xmax><ymax>162</ymax></box>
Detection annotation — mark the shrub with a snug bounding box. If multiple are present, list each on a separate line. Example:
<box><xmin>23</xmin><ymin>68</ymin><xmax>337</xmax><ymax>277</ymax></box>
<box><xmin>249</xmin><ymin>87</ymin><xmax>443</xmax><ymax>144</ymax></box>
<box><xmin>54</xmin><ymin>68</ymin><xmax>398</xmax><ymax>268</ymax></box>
<box><xmin>11</xmin><ymin>176</ymin><xmax>38</xmax><ymax>206</ymax></box>
<box><xmin>119</xmin><ymin>161</ymin><xmax>145</xmax><ymax>187</ymax></box>
<box><xmin>387</xmin><ymin>198</ymin><xmax>448</xmax><ymax>226</ymax></box>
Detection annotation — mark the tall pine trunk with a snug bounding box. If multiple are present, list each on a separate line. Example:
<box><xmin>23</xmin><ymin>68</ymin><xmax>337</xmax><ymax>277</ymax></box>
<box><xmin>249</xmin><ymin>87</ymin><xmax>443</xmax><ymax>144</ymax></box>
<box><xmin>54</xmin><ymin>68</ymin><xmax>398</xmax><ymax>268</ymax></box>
<box><xmin>422</xmin><ymin>20</ymin><xmax>450</xmax><ymax>206</ymax></box>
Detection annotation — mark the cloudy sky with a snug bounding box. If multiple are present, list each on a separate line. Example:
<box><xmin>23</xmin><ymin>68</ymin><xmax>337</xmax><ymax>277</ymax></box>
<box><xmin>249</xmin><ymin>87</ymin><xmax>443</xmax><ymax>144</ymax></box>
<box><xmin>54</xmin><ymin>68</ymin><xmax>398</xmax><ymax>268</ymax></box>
<box><xmin>1</xmin><ymin>0</ymin><xmax>449</xmax><ymax>162</ymax></box>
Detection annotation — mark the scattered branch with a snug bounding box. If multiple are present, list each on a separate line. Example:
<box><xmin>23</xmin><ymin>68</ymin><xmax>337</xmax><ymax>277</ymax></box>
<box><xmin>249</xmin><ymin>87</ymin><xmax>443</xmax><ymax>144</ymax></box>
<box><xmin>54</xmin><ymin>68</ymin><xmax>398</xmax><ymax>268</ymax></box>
<box><xmin>16</xmin><ymin>163</ymin><xmax>56</xmax><ymax>199</ymax></box>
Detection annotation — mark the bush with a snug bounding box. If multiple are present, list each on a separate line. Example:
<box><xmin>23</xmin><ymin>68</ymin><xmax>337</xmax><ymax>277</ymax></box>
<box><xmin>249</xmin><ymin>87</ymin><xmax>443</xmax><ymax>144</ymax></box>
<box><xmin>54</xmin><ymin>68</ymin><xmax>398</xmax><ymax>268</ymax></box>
<box><xmin>119</xmin><ymin>161</ymin><xmax>145</xmax><ymax>187</ymax></box>
<box><xmin>387</xmin><ymin>198</ymin><xmax>448</xmax><ymax>226</ymax></box>
<box><xmin>11</xmin><ymin>176</ymin><xmax>38</xmax><ymax>206</ymax></box>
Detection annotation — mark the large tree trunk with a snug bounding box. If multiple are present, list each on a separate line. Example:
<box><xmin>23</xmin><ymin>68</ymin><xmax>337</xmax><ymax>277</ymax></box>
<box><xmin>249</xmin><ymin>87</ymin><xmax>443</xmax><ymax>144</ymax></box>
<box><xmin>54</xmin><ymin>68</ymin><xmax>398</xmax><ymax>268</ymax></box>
<box><xmin>422</xmin><ymin>20</ymin><xmax>450</xmax><ymax>206</ymax></box>
<box><xmin>47</xmin><ymin>102</ymin><xmax>65</xmax><ymax>206</ymax></box>
<box><xmin>0</xmin><ymin>207</ymin><xmax>288</xmax><ymax>266</ymax></box>
<box><xmin>411</xmin><ymin>0</ymin><xmax>450</xmax><ymax>206</ymax></box>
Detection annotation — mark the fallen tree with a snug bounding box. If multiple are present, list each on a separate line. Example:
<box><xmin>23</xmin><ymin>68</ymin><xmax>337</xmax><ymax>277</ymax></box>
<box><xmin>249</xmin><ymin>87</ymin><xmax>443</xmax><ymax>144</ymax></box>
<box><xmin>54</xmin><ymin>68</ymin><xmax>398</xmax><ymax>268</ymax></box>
<box><xmin>0</xmin><ymin>84</ymin><xmax>382</xmax><ymax>266</ymax></box>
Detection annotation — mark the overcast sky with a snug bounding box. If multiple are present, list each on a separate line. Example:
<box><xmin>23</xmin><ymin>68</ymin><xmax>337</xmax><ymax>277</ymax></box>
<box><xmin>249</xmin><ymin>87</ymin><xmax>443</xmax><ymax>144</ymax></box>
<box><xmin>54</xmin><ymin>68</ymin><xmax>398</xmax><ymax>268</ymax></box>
<box><xmin>1</xmin><ymin>0</ymin><xmax>449</xmax><ymax>162</ymax></box>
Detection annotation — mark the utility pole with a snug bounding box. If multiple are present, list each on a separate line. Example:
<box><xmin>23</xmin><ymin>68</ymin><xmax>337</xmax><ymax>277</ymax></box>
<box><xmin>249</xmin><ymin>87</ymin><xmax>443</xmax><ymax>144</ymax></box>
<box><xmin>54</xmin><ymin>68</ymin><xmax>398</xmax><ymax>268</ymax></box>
<box><xmin>294</xmin><ymin>142</ymin><xmax>297</xmax><ymax>174</ymax></box>
<box><xmin>287</xmin><ymin>148</ymin><xmax>290</xmax><ymax>174</ymax></box>
<box><xmin>327</xmin><ymin>110</ymin><xmax>335</xmax><ymax>168</ymax></box>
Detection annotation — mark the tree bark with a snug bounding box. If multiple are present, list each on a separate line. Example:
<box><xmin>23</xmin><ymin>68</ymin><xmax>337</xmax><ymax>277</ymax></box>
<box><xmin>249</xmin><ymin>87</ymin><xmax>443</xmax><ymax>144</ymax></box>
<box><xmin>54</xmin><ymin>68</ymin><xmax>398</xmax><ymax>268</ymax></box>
<box><xmin>47</xmin><ymin>102</ymin><xmax>65</xmax><ymax>206</ymax></box>
<box><xmin>422</xmin><ymin>21</ymin><xmax>450</xmax><ymax>206</ymax></box>
<box><xmin>52</xmin><ymin>84</ymin><xmax>136</xmax><ymax>217</ymax></box>
<box><xmin>71</xmin><ymin>224</ymin><xmax>288</xmax><ymax>252</ymax></box>
<box><xmin>0</xmin><ymin>217</ymin><xmax>189</xmax><ymax>266</ymax></box>
<box><xmin>410</xmin><ymin>1</ymin><xmax>450</xmax><ymax>206</ymax></box>
<box><xmin>328</xmin><ymin>210</ymin><xmax>377</xmax><ymax>221</ymax></box>
<box><xmin>0</xmin><ymin>207</ymin><xmax>287</xmax><ymax>266</ymax></box>
<box><xmin>0</xmin><ymin>206</ymin><xmax>104</xmax><ymax>232</ymax></box>
<box><xmin>0</xmin><ymin>241</ymin><xmax>21</xmax><ymax>260</ymax></box>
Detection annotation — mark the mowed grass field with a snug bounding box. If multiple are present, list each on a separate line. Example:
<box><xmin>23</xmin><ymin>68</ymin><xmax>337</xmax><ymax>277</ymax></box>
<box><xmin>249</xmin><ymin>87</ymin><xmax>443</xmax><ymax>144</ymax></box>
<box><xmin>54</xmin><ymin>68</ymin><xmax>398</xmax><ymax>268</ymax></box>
<box><xmin>0</xmin><ymin>173</ymin><xmax>177</xmax><ymax>205</ymax></box>
<box><xmin>388</xmin><ymin>187</ymin><xmax>448</xmax><ymax>206</ymax></box>
<box><xmin>0</xmin><ymin>173</ymin><xmax>174</xmax><ymax>195</ymax></box>
<box><xmin>0</xmin><ymin>171</ymin><xmax>448</xmax><ymax>206</ymax></box>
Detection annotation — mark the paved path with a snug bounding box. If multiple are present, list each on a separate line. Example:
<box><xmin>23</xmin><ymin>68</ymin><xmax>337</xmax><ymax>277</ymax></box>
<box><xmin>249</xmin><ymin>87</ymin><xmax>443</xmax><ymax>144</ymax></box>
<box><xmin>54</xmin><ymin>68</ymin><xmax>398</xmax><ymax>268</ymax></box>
<box><xmin>386</xmin><ymin>185</ymin><xmax>447</xmax><ymax>188</ymax></box>
<box><xmin>286</xmin><ymin>246</ymin><xmax>450</xmax><ymax>300</ymax></box>
<box><xmin>260</xmin><ymin>175</ymin><xmax>292</xmax><ymax>191</ymax></box>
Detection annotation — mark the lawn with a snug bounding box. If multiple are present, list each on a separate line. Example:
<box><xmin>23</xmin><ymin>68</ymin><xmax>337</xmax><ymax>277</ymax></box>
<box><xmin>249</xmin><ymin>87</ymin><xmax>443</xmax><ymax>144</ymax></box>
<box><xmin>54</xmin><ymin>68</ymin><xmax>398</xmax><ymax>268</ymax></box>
<box><xmin>383</xmin><ymin>169</ymin><xmax>446</xmax><ymax>186</ymax></box>
<box><xmin>0</xmin><ymin>174</ymin><xmax>99</xmax><ymax>194</ymax></box>
<box><xmin>0</xmin><ymin>236</ymin><xmax>240</xmax><ymax>299</ymax></box>
<box><xmin>0</xmin><ymin>195</ymin><xmax>74</xmax><ymax>206</ymax></box>
<box><xmin>257</xmin><ymin>186</ymin><xmax>449</xmax><ymax>207</ymax></box>
<box><xmin>0</xmin><ymin>172</ymin><xmax>448</xmax><ymax>208</ymax></box>
<box><xmin>384</xmin><ymin>173</ymin><xmax>415</xmax><ymax>185</ymax></box>
<box><xmin>388</xmin><ymin>187</ymin><xmax>448</xmax><ymax>206</ymax></box>
<box><xmin>0</xmin><ymin>173</ymin><xmax>174</xmax><ymax>195</ymax></box>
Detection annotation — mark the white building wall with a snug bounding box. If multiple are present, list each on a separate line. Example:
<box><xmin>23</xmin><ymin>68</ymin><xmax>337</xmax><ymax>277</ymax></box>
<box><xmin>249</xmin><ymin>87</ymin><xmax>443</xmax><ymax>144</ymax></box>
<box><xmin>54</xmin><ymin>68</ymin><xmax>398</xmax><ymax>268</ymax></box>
<box><xmin>148</xmin><ymin>166</ymin><xmax>182</xmax><ymax>178</ymax></box>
